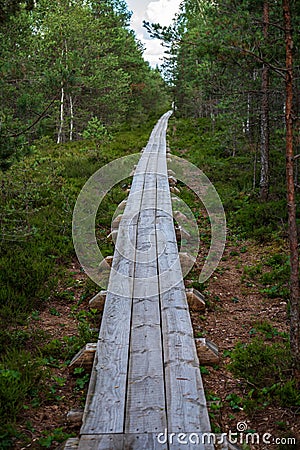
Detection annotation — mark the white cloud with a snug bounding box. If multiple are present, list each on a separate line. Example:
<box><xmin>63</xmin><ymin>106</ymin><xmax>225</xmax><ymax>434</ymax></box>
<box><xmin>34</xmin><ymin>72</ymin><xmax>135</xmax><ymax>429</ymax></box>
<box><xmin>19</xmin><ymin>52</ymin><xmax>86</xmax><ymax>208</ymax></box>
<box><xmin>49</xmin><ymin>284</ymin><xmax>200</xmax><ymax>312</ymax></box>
<box><xmin>140</xmin><ymin>35</ymin><xmax>165</xmax><ymax>67</ymax></box>
<box><xmin>146</xmin><ymin>0</ymin><xmax>182</xmax><ymax>27</ymax></box>
<box><xmin>127</xmin><ymin>0</ymin><xmax>181</xmax><ymax>67</ymax></box>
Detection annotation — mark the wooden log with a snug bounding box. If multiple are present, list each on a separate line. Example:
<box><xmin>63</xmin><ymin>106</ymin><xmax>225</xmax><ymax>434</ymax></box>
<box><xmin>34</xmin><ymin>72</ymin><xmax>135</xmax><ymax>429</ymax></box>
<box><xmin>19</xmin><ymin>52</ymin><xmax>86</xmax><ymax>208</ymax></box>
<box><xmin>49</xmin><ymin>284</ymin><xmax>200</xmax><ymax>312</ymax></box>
<box><xmin>105</xmin><ymin>255</ymin><xmax>113</xmax><ymax>266</ymax></box>
<box><xmin>67</xmin><ymin>409</ymin><xmax>84</xmax><ymax>426</ymax></box>
<box><xmin>173</xmin><ymin>210</ymin><xmax>188</xmax><ymax>223</ymax></box>
<box><xmin>186</xmin><ymin>288</ymin><xmax>206</xmax><ymax>312</ymax></box>
<box><xmin>118</xmin><ymin>199</ymin><xmax>127</xmax><ymax>209</ymax></box>
<box><xmin>89</xmin><ymin>290</ymin><xmax>107</xmax><ymax>311</ymax></box>
<box><xmin>69</xmin><ymin>343</ymin><xmax>97</xmax><ymax>370</ymax></box>
<box><xmin>168</xmin><ymin>175</ymin><xmax>177</xmax><ymax>187</ymax></box>
<box><xmin>112</xmin><ymin>214</ymin><xmax>123</xmax><ymax>230</ymax></box>
<box><xmin>179</xmin><ymin>252</ymin><xmax>195</xmax><ymax>272</ymax></box>
<box><xmin>195</xmin><ymin>338</ymin><xmax>219</xmax><ymax>366</ymax></box>
<box><xmin>58</xmin><ymin>438</ymin><xmax>79</xmax><ymax>449</ymax></box>
<box><xmin>107</xmin><ymin>230</ymin><xmax>118</xmax><ymax>242</ymax></box>
<box><xmin>168</xmin><ymin>169</ymin><xmax>176</xmax><ymax>177</ymax></box>
<box><xmin>99</xmin><ymin>256</ymin><xmax>113</xmax><ymax>272</ymax></box>
<box><xmin>170</xmin><ymin>186</ymin><xmax>180</xmax><ymax>194</ymax></box>
<box><xmin>175</xmin><ymin>226</ymin><xmax>191</xmax><ymax>242</ymax></box>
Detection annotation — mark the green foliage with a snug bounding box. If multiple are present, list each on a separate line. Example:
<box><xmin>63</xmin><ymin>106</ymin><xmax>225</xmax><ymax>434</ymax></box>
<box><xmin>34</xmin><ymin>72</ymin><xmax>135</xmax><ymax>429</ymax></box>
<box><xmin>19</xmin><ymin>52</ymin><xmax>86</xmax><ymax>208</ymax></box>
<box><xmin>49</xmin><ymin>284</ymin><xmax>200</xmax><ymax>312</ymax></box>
<box><xmin>226</xmin><ymin>393</ymin><xmax>244</xmax><ymax>411</ymax></box>
<box><xmin>82</xmin><ymin>117</ymin><xmax>112</xmax><ymax>143</ymax></box>
<box><xmin>42</xmin><ymin>318</ymin><xmax>97</xmax><ymax>362</ymax></box>
<box><xmin>249</xmin><ymin>320</ymin><xmax>288</xmax><ymax>340</ymax></box>
<box><xmin>0</xmin><ymin>329</ymin><xmax>47</xmax><ymax>356</ymax></box>
<box><xmin>229</xmin><ymin>338</ymin><xmax>291</xmax><ymax>387</ymax></box>
<box><xmin>0</xmin><ymin>350</ymin><xmax>44</xmax><ymax>422</ymax></box>
<box><xmin>273</xmin><ymin>380</ymin><xmax>300</xmax><ymax>408</ymax></box>
<box><xmin>0</xmin><ymin>119</ymin><xmax>158</xmax><ymax>439</ymax></box>
<box><xmin>243</xmin><ymin>254</ymin><xmax>290</xmax><ymax>300</ymax></box>
<box><xmin>169</xmin><ymin>117</ymin><xmax>293</xmax><ymax>243</ymax></box>
<box><xmin>230</xmin><ymin>200</ymin><xmax>287</xmax><ymax>242</ymax></box>
<box><xmin>38</xmin><ymin>427</ymin><xmax>75</xmax><ymax>448</ymax></box>
<box><xmin>0</xmin><ymin>424</ymin><xmax>20</xmax><ymax>450</ymax></box>
<box><xmin>73</xmin><ymin>368</ymin><xmax>90</xmax><ymax>391</ymax></box>
<box><xmin>0</xmin><ymin>121</ymin><xmax>153</xmax><ymax>325</ymax></box>
<box><xmin>0</xmin><ymin>0</ymin><xmax>170</xmax><ymax>168</ymax></box>
<box><xmin>229</xmin><ymin>338</ymin><xmax>300</xmax><ymax>409</ymax></box>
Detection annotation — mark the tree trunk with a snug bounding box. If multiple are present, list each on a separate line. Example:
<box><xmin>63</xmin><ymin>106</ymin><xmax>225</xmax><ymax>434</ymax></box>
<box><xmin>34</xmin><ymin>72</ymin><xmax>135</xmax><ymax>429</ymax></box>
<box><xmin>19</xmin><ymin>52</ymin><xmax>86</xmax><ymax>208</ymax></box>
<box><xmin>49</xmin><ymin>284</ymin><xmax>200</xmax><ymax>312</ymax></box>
<box><xmin>69</xmin><ymin>94</ymin><xmax>74</xmax><ymax>141</ymax></box>
<box><xmin>57</xmin><ymin>85</ymin><xmax>64</xmax><ymax>144</ymax></box>
<box><xmin>283</xmin><ymin>0</ymin><xmax>300</xmax><ymax>369</ymax></box>
<box><xmin>260</xmin><ymin>1</ymin><xmax>270</xmax><ymax>200</ymax></box>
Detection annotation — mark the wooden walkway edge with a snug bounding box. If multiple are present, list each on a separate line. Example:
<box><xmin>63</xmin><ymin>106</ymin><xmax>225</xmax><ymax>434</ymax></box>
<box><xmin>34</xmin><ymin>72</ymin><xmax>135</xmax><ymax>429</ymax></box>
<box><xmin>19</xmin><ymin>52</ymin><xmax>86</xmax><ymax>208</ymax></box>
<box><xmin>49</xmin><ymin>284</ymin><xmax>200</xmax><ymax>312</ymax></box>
<box><xmin>75</xmin><ymin>112</ymin><xmax>216</xmax><ymax>450</ymax></box>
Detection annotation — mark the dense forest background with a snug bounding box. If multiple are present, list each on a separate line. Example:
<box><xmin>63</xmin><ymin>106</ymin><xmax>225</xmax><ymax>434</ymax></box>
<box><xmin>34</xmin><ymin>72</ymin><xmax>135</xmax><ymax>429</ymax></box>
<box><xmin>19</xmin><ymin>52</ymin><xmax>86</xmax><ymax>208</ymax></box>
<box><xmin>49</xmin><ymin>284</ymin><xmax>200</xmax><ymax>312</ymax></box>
<box><xmin>0</xmin><ymin>0</ymin><xmax>169</xmax><ymax>168</ymax></box>
<box><xmin>1</xmin><ymin>0</ymin><xmax>300</xmax><ymax>448</ymax></box>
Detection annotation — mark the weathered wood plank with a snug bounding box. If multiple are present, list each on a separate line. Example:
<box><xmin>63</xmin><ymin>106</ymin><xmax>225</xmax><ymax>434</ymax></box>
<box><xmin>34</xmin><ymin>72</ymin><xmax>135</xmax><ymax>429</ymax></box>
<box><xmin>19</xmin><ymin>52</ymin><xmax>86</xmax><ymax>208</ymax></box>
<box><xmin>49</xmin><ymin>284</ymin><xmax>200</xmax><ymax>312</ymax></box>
<box><xmin>156</xmin><ymin>176</ymin><xmax>212</xmax><ymax>435</ymax></box>
<box><xmin>78</xmin><ymin>111</ymin><xmax>214</xmax><ymax>449</ymax></box>
<box><xmin>125</xmin><ymin>144</ymin><xmax>166</xmax><ymax>434</ymax></box>
<box><xmin>80</xmin><ymin>192</ymin><xmax>141</xmax><ymax>435</ymax></box>
<box><xmin>78</xmin><ymin>434</ymin><xmax>168</xmax><ymax>450</ymax></box>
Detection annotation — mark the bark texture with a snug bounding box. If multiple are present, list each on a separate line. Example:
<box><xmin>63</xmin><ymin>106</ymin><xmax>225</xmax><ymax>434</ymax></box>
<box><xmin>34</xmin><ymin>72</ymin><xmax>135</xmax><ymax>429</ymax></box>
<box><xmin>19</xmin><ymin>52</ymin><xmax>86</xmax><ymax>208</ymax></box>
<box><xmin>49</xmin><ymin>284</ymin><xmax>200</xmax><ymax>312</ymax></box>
<box><xmin>260</xmin><ymin>1</ymin><xmax>270</xmax><ymax>200</ymax></box>
<box><xmin>283</xmin><ymin>0</ymin><xmax>300</xmax><ymax>368</ymax></box>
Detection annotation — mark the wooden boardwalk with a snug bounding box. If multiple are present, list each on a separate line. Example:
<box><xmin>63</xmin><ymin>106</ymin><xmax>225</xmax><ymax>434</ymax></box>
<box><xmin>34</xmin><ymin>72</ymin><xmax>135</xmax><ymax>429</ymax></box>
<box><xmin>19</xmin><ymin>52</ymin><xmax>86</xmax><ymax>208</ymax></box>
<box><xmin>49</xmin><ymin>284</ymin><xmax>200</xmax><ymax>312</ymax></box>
<box><xmin>76</xmin><ymin>112</ymin><xmax>216</xmax><ymax>450</ymax></box>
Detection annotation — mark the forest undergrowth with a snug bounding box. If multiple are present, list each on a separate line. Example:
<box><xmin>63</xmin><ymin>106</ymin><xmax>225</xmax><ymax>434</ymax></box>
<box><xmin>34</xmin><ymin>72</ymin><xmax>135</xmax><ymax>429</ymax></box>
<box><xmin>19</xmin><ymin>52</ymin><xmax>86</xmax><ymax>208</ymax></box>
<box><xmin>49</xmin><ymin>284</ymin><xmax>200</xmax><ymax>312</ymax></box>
<box><xmin>0</xmin><ymin>116</ymin><xmax>299</xmax><ymax>449</ymax></box>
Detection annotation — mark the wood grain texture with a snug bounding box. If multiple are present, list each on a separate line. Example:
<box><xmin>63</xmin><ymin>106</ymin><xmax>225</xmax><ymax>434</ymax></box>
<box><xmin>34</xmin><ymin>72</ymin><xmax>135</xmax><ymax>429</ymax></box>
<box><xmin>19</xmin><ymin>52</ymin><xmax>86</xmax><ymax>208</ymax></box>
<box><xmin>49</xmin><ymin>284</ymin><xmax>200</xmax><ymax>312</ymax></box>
<box><xmin>80</xmin><ymin>179</ymin><xmax>141</xmax><ymax>435</ymax></box>
<box><xmin>78</xmin><ymin>110</ymin><xmax>213</xmax><ymax>449</ymax></box>
<box><xmin>125</xmin><ymin>140</ymin><xmax>166</xmax><ymax>434</ymax></box>
<box><xmin>156</xmin><ymin>179</ymin><xmax>212</xmax><ymax>434</ymax></box>
<box><xmin>78</xmin><ymin>434</ymin><xmax>168</xmax><ymax>450</ymax></box>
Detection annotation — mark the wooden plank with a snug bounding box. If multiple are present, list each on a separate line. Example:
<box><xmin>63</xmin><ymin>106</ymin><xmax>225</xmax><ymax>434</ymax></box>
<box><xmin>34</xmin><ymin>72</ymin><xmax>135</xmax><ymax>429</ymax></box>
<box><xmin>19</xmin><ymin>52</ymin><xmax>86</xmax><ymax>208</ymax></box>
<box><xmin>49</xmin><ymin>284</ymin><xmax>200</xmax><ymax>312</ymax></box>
<box><xmin>79</xmin><ymin>111</ymin><xmax>214</xmax><ymax>449</ymax></box>
<box><xmin>125</xmin><ymin>145</ymin><xmax>166</xmax><ymax>434</ymax></box>
<box><xmin>69</xmin><ymin>343</ymin><xmax>97</xmax><ymax>370</ymax></box>
<box><xmin>123</xmin><ymin>111</ymin><xmax>174</xmax><ymax>436</ymax></box>
<box><xmin>78</xmin><ymin>434</ymin><xmax>168</xmax><ymax>450</ymax></box>
<box><xmin>80</xmin><ymin>167</ymin><xmax>144</xmax><ymax>435</ymax></box>
<box><xmin>60</xmin><ymin>438</ymin><xmax>80</xmax><ymax>449</ymax></box>
<box><xmin>156</xmin><ymin>175</ymin><xmax>212</xmax><ymax>435</ymax></box>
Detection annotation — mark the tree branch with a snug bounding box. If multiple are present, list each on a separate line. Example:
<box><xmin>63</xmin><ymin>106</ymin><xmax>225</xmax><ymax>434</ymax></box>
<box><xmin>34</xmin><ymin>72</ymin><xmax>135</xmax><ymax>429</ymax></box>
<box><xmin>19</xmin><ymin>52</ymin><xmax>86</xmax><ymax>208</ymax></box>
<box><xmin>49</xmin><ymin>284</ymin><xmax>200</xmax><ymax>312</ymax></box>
<box><xmin>229</xmin><ymin>45</ymin><xmax>287</xmax><ymax>78</ymax></box>
<box><xmin>6</xmin><ymin>96</ymin><xmax>58</xmax><ymax>138</ymax></box>
<box><xmin>252</xmin><ymin>18</ymin><xmax>286</xmax><ymax>32</ymax></box>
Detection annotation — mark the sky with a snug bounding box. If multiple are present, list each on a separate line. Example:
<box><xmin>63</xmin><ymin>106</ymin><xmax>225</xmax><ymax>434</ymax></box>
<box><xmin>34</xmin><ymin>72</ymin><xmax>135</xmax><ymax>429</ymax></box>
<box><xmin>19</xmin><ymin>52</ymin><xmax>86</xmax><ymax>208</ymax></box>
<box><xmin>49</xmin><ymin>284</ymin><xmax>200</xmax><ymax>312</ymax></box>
<box><xmin>126</xmin><ymin>0</ymin><xmax>182</xmax><ymax>67</ymax></box>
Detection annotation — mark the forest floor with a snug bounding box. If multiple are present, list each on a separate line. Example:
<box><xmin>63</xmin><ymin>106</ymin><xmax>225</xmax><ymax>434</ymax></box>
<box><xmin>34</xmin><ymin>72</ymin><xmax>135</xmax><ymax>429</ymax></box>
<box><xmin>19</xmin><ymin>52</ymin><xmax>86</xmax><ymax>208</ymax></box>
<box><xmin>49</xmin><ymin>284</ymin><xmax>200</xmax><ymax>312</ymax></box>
<box><xmin>3</xmin><ymin>118</ymin><xmax>299</xmax><ymax>450</ymax></box>
<box><xmin>13</xmin><ymin>229</ymin><xmax>300</xmax><ymax>450</ymax></box>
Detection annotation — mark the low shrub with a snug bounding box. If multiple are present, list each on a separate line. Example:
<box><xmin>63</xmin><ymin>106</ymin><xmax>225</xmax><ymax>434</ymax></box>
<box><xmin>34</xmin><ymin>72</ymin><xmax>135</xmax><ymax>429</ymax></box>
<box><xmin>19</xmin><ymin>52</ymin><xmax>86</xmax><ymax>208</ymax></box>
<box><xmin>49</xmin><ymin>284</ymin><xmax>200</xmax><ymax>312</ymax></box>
<box><xmin>0</xmin><ymin>350</ymin><xmax>44</xmax><ymax>422</ymax></box>
<box><xmin>229</xmin><ymin>338</ymin><xmax>300</xmax><ymax>409</ymax></box>
<box><xmin>229</xmin><ymin>338</ymin><xmax>291</xmax><ymax>388</ymax></box>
